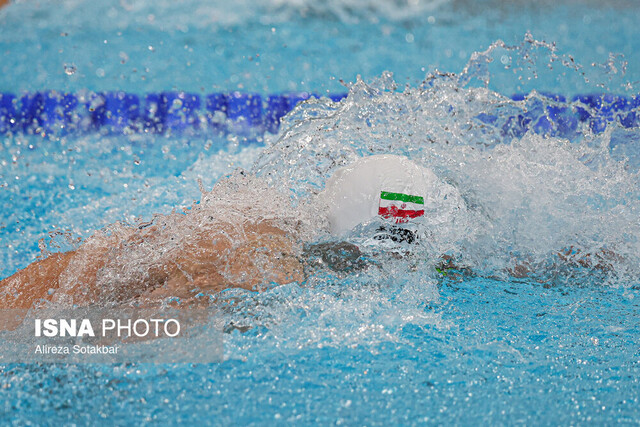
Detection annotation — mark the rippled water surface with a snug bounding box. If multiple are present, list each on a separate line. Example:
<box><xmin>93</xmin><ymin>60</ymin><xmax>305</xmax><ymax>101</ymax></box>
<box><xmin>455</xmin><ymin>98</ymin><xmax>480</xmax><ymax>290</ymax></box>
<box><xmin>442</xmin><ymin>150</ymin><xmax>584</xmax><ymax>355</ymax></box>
<box><xmin>1</xmin><ymin>0</ymin><xmax>640</xmax><ymax>424</ymax></box>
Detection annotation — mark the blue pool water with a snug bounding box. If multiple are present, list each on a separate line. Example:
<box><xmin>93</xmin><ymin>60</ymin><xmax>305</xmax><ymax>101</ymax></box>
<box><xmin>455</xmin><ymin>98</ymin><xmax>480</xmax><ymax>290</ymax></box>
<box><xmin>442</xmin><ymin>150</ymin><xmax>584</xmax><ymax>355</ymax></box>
<box><xmin>1</xmin><ymin>0</ymin><xmax>640</xmax><ymax>424</ymax></box>
<box><xmin>2</xmin><ymin>279</ymin><xmax>639</xmax><ymax>424</ymax></box>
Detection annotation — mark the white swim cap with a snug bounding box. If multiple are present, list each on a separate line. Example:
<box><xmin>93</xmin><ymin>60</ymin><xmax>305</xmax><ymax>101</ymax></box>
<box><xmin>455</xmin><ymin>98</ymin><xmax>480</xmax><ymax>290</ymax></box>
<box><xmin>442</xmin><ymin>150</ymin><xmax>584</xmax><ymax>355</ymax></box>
<box><xmin>318</xmin><ymin>154</ymin><xmax>440</xmax><ymax>235</ymax></box>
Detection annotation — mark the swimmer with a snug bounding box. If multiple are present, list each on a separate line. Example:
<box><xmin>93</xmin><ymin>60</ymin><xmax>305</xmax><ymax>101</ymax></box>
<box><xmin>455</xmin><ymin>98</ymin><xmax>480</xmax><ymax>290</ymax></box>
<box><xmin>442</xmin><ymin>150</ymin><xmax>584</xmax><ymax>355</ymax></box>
<box><xmin>0</xmin><ymin>217</ymin><xmax>306</xmax><ymax>309</ymax></box>
<box><xmin>1</xmin><ymin>154</ymin><xmax>443</xmax><ymax>309</ymax></box>
<box><xmin>0</xmin><ymin>154</ymin><xmax>617</xmax><ymax>309</ymax></box>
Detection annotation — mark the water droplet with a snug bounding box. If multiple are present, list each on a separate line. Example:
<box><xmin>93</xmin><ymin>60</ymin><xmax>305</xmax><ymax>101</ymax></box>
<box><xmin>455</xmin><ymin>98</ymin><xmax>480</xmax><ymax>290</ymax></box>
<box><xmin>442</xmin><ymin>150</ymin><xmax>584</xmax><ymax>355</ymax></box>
<box><xmin>64</xmin><ymin>64</ymin><xmax>77</xmax><ymax>75</ymax></box>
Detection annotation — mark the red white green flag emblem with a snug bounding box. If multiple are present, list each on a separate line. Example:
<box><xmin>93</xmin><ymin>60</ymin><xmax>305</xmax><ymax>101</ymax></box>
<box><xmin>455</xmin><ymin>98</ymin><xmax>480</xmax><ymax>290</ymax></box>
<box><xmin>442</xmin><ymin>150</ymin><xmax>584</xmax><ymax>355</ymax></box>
<box><xmin>378</xmin><ymin>191</ymin><xmax>425</xmax><ymax>223</ymax></box>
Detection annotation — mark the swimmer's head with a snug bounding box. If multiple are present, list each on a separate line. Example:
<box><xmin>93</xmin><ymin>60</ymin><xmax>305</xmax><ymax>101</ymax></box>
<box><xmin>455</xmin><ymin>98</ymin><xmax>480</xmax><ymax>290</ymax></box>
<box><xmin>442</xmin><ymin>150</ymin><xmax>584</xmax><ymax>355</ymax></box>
<box><xmin>318</xmin><ymin>154</ymin><xmax>441</xmax><ymax>237</ymax></box>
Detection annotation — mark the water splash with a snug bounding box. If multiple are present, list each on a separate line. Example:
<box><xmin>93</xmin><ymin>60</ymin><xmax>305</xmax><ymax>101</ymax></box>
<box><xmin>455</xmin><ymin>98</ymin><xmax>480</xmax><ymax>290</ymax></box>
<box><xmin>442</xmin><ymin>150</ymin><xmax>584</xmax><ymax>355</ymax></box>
<box><xmin>253</xmin><ymin>35</ymin><xmax>640</xmax><ymax>287</ymax></box>
<box><xmin>2</xmin><ymin>35</ymin><xmax>639</xmax><ymax>338</ymax></box>
<box><xmin>457</xmin><ymin>31</ymin><xmax>632</xmax><ymax>95</ymax></box>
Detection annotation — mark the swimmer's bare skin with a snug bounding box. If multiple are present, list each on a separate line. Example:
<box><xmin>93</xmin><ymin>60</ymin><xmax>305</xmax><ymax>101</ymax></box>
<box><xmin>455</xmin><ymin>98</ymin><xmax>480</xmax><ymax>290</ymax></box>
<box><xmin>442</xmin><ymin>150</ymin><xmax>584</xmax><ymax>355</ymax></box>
<box><xmin>0</xmin><ymin>219</ymin><xmax>304</xmax><ymax>309</ymax></box>
<box><xmin>506</xmin><ymin>246</ymin><xmax>621</xmax><ymax>281</ymax></box>
<box><xmin>0</xmin><ymin>252</ymin><xmax>75</xmax><ymax>309</ymax></box>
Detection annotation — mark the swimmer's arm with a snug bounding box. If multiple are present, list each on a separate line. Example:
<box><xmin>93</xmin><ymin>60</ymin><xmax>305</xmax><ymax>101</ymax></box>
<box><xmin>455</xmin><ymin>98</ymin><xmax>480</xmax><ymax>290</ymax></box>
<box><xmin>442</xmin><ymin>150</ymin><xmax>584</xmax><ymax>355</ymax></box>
<box><xmin>0</xmin><ymin>226</ymin><xmax>152</xmax><ymax>308</ymax></box>
<box><xmin>506</xmin><ymin>246</ymin><xmax>621</xmax><ymax>280</ymax></box>
<box><xmin>0</xmin><ymin>219</ymin><xmax>305</xmax><ymax>308</ymax></box>
<box><xmin>0</xmin><ymin>251</ymin><xmax>76</xmax><ymax>309</ymax></box>
<box><xmin>556</xmin><ymin>246</ymin><xmax>621</xmax><ymax>271</ymax></box>
<box><xmin>146</xmin><ymin>223</ymin><xmax>305</xmax><ymax>299</ymax></box>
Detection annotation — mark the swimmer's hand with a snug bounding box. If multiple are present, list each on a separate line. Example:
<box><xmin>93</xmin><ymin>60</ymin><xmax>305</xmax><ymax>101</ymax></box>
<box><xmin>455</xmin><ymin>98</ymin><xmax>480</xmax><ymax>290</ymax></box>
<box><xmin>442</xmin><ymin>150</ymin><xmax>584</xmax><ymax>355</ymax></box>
<box><xmin>506</xmin><ymin>246</ymin><xmax>622</xmax><ymax>283</ymax></box>
<box><xmin>556</xmin><ymin>246</ymin><xmax>621</xmax><ymax>272</ymax></box>
<box><xmin>303</xmin><ymin>241</ymin><xmax>367</xmax><ymax>273</ymax></box>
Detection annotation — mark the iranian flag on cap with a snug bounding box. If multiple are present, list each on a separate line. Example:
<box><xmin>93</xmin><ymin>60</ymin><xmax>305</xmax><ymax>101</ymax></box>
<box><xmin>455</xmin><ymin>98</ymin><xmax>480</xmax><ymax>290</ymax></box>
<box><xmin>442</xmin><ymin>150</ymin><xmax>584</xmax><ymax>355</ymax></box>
<box><xmin>378</xmin><ymin>191</ymin><xmax>425</xmax><ymax>224</ymax></box>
